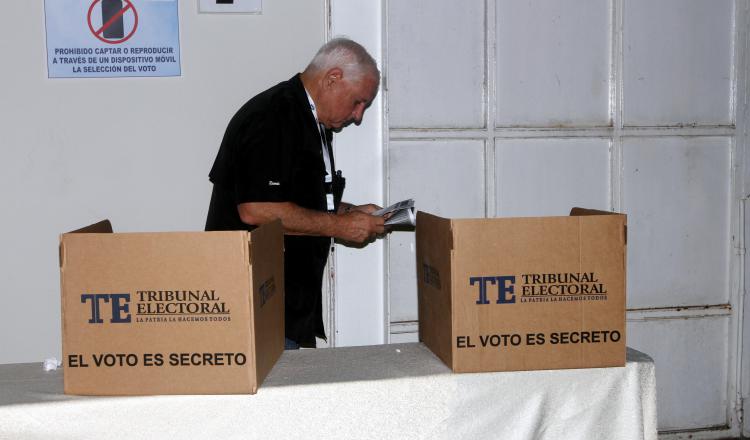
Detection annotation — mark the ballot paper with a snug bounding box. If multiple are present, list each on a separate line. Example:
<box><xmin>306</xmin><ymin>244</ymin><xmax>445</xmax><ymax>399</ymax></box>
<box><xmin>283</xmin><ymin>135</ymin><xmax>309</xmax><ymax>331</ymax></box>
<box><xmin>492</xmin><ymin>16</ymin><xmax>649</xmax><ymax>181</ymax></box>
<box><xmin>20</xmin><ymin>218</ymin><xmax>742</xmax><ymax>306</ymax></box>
<box><xmin>373</xmin><ymin>199</ymin><xmax>416</xmax><ymax>226</ymax></box>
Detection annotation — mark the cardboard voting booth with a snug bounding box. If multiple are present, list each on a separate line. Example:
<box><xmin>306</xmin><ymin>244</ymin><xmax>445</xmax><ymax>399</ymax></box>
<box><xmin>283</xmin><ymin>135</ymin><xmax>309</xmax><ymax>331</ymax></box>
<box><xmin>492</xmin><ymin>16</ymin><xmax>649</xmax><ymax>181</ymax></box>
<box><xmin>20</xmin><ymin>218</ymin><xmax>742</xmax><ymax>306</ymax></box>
<box><xmin>59</xmin><ymin>220</ymin><xmax>285</xmax><ymax>395</ymax></box>
<box><xmin>416</xmin><ymin>208</ymin><xmax>627</xmax><ymax>373</ymax></box>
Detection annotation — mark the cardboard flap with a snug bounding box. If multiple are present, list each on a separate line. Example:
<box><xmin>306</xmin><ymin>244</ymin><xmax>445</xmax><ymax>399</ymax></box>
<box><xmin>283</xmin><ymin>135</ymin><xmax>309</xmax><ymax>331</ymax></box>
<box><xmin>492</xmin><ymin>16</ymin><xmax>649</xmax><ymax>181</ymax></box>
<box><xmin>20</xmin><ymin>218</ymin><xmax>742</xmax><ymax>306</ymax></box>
<box><xmin>416</xmin><ymin>212</ymin><xmax>453</xmax><ymax>250</ymax></box>
<box><xmin>60</xmin><ymin>220</ymin><xmax>114</xmax><ymax>268</ymax></box>
<box><xmin>59</xmin><ymin>222</ymin><xmax>257</xmax><ymax>269</ymax></box>
<box><xmin>570</xmin><ymin>207</ymin><xmax>616</xmax><ymax>217</ymax></box>
<box><xmin>570</xmin><ymin>207</ymin><xmax>627</xmax><ymax>245</ymax></box>
<box><xmin>248</xmin><ymin>220</ymin><xmax>285</xmax><ymax>246</ymax></box>
<box><xmin>247</xmin><ymin>219</ymin><xmax>284</xmax><ymax>388</ymax></box>
<box><xmin>67</xmin><ymin>219</ymin><xmax>113</xmax><ymax>234</ymax></box>
<box><xmin>415</xmin><ymin>211</ymin><xmax>455</xmax><ymax>367</ymax></box>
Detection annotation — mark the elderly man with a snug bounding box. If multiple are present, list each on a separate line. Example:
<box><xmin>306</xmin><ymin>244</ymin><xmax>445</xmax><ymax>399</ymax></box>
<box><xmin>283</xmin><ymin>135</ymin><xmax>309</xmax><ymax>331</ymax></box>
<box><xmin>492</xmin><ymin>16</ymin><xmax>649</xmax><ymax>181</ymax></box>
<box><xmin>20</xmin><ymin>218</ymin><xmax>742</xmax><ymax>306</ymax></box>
<box><xmin>205</xmin><ymin>38</ymin><xmax>384</xmax><ymax>349</ymax></box>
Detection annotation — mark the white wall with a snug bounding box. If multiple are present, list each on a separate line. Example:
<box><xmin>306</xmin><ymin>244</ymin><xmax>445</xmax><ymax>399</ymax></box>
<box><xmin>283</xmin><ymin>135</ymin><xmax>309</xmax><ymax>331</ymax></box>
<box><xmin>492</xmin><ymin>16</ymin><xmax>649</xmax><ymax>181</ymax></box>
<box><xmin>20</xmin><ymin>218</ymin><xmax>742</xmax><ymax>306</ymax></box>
<box><xmin>739</xmin><ymin>4</ymin><xmax>750</xmax><ymax>436</ymax></box>
<box><xmin>330</xmin><ymin>0</ymin><xmax>386</xmax><ymax>347</ymax></box>
<box><xmin>0</xmin><ymin>1</ymin><xmax>326</xmax><ymax>363</ymax></box>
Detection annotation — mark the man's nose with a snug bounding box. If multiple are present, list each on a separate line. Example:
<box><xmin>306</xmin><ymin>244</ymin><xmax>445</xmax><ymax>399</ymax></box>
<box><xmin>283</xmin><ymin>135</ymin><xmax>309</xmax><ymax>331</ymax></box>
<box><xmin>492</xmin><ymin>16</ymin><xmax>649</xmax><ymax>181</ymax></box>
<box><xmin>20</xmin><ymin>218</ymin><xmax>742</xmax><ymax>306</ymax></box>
<box><xmin>351</xmin><ymin>104</ymin><xmax>366</xmax><ymax>125</ymax></box>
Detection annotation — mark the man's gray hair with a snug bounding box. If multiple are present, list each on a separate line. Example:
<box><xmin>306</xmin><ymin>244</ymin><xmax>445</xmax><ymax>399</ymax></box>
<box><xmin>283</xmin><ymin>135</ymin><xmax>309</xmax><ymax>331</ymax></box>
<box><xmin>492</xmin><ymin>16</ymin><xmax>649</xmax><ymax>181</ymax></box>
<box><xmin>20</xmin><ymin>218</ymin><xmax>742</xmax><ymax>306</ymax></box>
<box><xmin>305</xmin><ymin>37</ymin><xmax>380</xmax><ymax>83</ymax></box>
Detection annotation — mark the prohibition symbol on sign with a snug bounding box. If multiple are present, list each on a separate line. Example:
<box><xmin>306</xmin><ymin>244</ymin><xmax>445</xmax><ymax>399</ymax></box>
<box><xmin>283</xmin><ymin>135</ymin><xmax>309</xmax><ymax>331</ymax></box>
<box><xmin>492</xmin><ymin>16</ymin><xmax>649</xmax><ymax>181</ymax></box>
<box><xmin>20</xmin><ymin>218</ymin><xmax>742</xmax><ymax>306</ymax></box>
<box><xmin>87</xmin><ymin>0</ymin><xmax>139</xmax><ymax>45</ymax></box>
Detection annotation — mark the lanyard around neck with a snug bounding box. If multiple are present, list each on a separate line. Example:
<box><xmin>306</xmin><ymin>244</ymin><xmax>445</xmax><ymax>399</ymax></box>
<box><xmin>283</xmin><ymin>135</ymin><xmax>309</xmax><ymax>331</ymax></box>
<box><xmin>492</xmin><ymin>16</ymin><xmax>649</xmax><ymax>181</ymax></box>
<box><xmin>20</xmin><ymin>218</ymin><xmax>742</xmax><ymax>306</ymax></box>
<box><xmin>304</xmin><ymin>90</ymin><xmax>333</xmax><ymax>184</ymax></box>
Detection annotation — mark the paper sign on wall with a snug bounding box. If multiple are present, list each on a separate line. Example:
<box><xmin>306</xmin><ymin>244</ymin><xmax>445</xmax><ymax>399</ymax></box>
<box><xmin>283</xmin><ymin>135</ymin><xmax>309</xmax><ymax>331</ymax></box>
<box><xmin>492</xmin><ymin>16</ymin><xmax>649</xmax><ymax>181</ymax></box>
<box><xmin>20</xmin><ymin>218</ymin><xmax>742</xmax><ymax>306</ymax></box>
<box><xmin>44</xmin><ymin>0</ymin><xmax>181</xmax><ymax>78</ymax></box>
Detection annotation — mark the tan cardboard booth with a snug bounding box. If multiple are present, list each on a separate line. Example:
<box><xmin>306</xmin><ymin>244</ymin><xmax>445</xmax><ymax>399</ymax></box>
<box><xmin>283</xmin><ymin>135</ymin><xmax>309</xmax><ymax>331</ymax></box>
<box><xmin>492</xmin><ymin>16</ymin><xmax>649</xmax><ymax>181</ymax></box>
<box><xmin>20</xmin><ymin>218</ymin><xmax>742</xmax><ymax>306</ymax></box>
<box><xmin>416</xmin><ymin>208</ymin><xmax>627</xmax><ymax>373</ymax></box>
<box><xmin>58</xmin><ymin>207</ymin><xmax>626</xmax><ymax>395</ymax></box>
<box><xmin>59</xmin><ymin>220</ymin><xmax>285</xmax><ymax>395</ymax></box>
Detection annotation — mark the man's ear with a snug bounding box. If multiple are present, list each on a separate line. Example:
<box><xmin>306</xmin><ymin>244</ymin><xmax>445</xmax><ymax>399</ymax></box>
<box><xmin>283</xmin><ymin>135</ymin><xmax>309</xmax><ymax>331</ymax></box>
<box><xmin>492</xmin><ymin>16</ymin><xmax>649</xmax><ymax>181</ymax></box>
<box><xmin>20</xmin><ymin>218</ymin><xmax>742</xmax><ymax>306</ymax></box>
<box><xmin>324</xmin><ymin>67</ymin><xmax>344</xmax><ymax>88</ymax></box>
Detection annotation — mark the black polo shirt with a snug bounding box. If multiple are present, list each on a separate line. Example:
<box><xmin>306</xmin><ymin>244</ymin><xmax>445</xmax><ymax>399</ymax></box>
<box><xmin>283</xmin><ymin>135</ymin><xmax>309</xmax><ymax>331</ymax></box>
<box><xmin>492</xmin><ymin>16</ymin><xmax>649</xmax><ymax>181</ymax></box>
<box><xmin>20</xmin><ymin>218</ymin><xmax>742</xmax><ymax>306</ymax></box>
<box><xmin>206</xmin><ymin>74</ymin><xmax>334</xmax><ymax>347</ymax></box>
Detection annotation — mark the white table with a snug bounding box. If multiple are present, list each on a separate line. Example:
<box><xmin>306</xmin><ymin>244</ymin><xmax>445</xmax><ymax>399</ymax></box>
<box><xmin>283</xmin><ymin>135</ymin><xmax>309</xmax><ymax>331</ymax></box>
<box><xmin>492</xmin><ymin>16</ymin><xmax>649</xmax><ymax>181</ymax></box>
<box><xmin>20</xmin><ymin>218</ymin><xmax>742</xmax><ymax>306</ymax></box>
<box><xmin>0</xmin><ymin>343</ymin><xmax>656</xmax><ymax>440</ymax></box>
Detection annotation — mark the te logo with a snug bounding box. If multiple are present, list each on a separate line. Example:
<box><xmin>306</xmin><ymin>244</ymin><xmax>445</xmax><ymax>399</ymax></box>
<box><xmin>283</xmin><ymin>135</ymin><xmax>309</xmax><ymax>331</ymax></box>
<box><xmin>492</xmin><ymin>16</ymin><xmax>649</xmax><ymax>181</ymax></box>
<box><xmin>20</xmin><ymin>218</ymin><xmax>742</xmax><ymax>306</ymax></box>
<box><xmin>469</xmin><ymin>276</ymin><xmax>516</xmax><ymax>305</ymax></box>
<box><xmin>80</xmin><ymin>294</ymin><xmax>131</xmax><ymax>323</ymax></box>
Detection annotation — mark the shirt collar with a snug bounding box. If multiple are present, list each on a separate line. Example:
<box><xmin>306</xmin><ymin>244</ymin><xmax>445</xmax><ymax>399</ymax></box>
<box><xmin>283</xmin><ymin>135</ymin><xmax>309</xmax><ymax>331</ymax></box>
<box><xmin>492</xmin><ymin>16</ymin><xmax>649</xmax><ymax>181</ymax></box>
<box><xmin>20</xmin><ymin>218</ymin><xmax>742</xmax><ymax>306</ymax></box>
<box><xmin>304</xmin><ymin>88</ymin><xmax>319</xmax><ymax>124</ymax></box>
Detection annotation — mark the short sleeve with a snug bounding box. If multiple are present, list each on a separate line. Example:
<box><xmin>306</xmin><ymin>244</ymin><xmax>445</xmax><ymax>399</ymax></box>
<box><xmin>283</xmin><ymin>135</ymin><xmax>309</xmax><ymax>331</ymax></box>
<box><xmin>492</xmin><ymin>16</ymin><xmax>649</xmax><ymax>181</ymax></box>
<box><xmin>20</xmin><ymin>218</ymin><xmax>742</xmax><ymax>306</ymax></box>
<box><xmin>231</xmin><ymin>110</ymin><xmax>294</xmax><ymax>204</ymax></box>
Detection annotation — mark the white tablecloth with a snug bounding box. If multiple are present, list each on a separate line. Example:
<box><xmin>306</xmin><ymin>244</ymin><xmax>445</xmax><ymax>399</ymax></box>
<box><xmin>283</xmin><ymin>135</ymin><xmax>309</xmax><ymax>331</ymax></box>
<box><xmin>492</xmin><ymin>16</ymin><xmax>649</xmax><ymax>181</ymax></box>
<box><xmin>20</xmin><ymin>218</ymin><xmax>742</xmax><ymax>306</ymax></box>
<box><xmin>0</xmin><ymin>343</ymin><xmax>656</xmax><ymax>440</ymax></box>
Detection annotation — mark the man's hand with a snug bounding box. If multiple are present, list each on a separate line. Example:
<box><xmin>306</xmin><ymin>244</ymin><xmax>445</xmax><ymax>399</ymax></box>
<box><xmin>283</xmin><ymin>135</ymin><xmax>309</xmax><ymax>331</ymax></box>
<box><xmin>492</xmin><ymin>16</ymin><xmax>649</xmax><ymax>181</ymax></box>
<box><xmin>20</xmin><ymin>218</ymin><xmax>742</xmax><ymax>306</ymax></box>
<box><xmin>337</xmin><ymin>211</ymin><xmax>385</xmax><ymax>243</ymax></box>
<box><xmin>348</xmin><ymin>203</ymin><xmax>381</xmax><ymax>215</ymax></box>
<box><xmin>338</xmin><ymin>202</ymin><xmax>381</xmax><ymax>215</ymax></box>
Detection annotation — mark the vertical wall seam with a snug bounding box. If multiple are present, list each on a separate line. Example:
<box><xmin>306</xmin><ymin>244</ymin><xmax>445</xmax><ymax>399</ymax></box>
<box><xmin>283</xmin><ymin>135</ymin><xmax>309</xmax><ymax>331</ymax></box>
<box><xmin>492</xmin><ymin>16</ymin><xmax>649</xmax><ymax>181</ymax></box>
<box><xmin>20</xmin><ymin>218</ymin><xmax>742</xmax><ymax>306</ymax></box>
<box><xmin>613</xmin><ymin>0</ymin><xmax>624</xmax><ymax>214</ymax></box>
<box><xmin>485</xmin><ymin>0</ymin><xmax>496</xmax><ymax>219</ymax></box>
<box><xmin>324</xmin><ymin>0</ymin><xmax>335</xmax><ymax>347</ymax></box>
<box><xmin>382</xmin><ymin>0</ymin><xmax>392</xmax><ymax>344</ymax></box>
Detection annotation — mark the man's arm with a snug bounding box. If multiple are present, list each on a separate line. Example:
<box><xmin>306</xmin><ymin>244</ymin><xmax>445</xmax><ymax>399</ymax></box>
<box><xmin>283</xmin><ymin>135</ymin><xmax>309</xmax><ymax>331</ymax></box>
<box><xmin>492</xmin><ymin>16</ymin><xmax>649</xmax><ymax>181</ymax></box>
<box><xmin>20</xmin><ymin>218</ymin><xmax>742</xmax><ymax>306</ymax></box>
<box><xmin>238</xmin><ymin>201</ymin><xmax>384</xmax><ymax>244</ymax></box>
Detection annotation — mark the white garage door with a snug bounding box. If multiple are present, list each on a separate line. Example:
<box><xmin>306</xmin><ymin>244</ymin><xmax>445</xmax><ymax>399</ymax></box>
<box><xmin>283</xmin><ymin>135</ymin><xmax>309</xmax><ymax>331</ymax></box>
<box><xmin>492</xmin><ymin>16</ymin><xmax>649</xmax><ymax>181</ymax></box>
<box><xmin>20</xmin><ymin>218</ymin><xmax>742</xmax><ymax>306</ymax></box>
<box><xmin>384</xmin><ymin>0</ymin><xmax>747</xmax><ymax>436</ymax></box>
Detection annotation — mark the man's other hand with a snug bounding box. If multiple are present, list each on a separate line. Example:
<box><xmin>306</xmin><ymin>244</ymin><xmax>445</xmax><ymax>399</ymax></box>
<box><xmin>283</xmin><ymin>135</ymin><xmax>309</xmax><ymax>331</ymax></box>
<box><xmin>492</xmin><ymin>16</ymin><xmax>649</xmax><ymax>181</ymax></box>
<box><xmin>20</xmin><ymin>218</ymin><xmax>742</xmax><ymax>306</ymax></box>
<box><xmin>339</xmin><ymin>211</ymin><xmax>385</xmax><ymax>243</ymax></box>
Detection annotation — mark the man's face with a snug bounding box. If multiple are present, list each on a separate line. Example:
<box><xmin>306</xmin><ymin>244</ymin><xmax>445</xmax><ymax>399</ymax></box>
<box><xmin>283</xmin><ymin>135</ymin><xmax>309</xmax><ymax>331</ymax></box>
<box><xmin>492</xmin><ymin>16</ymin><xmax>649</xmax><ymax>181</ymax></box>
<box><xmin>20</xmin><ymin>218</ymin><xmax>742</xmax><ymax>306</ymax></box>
<box><xmin>317</xmin><ymin>72</ymin><xmax>378</xmax><ymax>132</ymax></box>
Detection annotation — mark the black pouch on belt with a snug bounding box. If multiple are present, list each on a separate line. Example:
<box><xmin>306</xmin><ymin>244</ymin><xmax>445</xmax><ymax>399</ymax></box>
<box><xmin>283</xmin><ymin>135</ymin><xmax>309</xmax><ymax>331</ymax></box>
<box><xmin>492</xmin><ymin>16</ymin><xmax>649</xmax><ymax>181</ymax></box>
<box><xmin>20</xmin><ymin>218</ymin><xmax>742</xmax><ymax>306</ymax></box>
<box><xmin>332</xmin><ymin>170</ymin><xmax>346</xmax><ymax>212</ymax></box>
